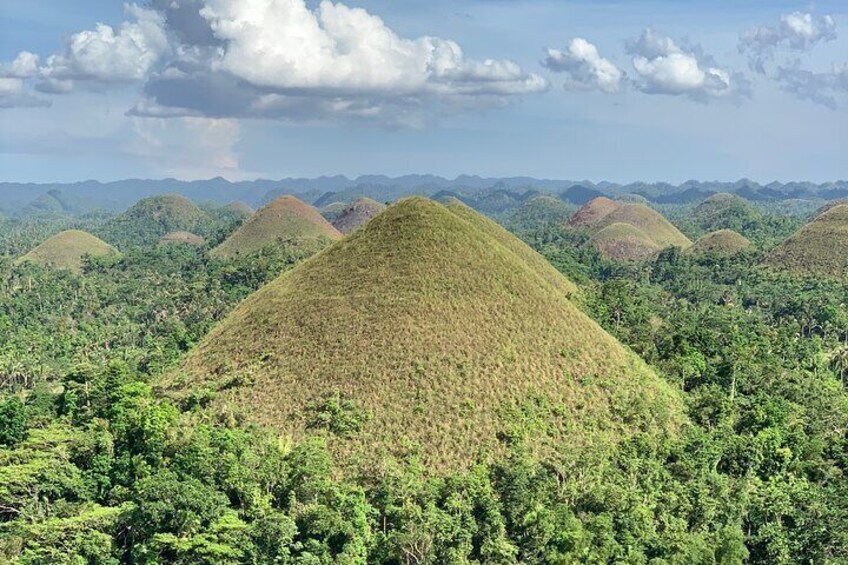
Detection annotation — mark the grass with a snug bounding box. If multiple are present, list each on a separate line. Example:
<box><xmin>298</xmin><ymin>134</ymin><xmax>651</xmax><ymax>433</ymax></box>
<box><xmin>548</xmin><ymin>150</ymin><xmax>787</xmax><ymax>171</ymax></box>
<box><xmin>589</xmin><ymin>222</ymin><xmax>661</xmax><ymax>261</ymax></box>
<box><xmin>17</xmin><ymin>230</ymin><xmax>118</xmax><ymax>273</ymax></box>
<box><xmin>569</xmin><ymin>197</ymin><xmax>691</xmax><ymax>250</ymax></box>
<box><xmin>331</xmin><ymin>197</ymin><xmax>387</xmax><ymax>234</ymax></box>
<box><xmin>166</xmin><ymin>197</ymin><xmax>683</xmax><ymax>472</ymax></box>
<box><xmin>764</xmin><ymin>204</ymin><xmax>848</xmax><ymax>278</ymax></box>
<box><xmin>688</xmin><ymin>229</ymin><xmax>751</xmax><ymax>257</ymax></box>
<box><xmin>226</xmin><ymin>201</ymin><xmax>254</xmax><ymax>217</ymax></box>
<box><xmin>211</xmin><ymin>195</ymin><xmax>343</xmax><ymax>259</ymax></box>
<box><xmin>159</xmin><ymin>231</ymin><xmax>205</xmax><ymax>246</ymax></box>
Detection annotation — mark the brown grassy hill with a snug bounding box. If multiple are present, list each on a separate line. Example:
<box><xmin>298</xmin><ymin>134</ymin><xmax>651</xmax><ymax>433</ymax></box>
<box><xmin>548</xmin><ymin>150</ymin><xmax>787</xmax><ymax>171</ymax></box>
<box><xmin>320</xmin><ymin>202</ymin><xmax>348</xmax><ymax>222</ymax></box>
<box><xmin>226</xmin><ymin>201</ymin><xmax>254</xmax><ymax>217</ymax></box>
<box><xmin>589</xmin><ymin>223</ymin><xmax>661</xmax><ymax>261</ymax></box>
<box><xmin>211</xmin><ymin>195</ymin><xmax>342</xmax><ymax>259</ymax></box>
<box><xmin>764</xmin><ymin>204</ymin><xmax>848</xmax><ymax>278</ymax></box>
<box><xmin>17</xmin><ymin>230</ymin><xmax>118</xmax><ymax>273</ymax></box>
<box><xmin>812</xmin><ymin>199</ymin><xmax>848</xmax><ymax>220</ymax></box>
<box><xmin>167</xmin><ymin>197</ymin><xmax>682</xmax><ymax>471</ymax></box>
<box><xmin>569</xmin><ymin>198</ymin><xmax>691</xmax><ymax>250</ymax></box>
<box><xmin>331</xmin><ymin>198</ymin><xmax>387</xmax><ymax>234</ymax></box>
<box><xmin>688</xmin><ymin>230</ymin><xmax>751</xmax><ymax>258</ymax></box>
<box><xmin>159</xmin><ymin>231</ymin><xmax>204</xmax><ymax>246</ymax></box>
<box><xmin>568</xmin><ymin>196</ymin><xmax>621</xmax><ymax>228</ymax></box>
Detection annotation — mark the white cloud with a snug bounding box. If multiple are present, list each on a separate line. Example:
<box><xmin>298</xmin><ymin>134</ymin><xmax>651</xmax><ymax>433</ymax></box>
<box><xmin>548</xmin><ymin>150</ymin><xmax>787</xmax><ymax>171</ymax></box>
<box><xmin>0</xmin><ymin>52</ymin><xmax>40</xmax><ymax>79</ymax></box>
<box><xmin>542</xmin><ymin>39</ymin><xmax>624</xmax><ymax>94</ymax></box>
<box><xmin>198</xmin><ymin>0</ymin><xmax>546</xmax><ymax>97</ymax></box>
<box><xmin>39</xmin><ymin>4</ymin><xmax>170</xmax><ymax>84</ymax></box>
<box><xmin>740</xmin><ymin>12</ymin><xmax>837</xmax><ymax>72</ymax></box>
<box><xmin>775</xmin><ymin>62</ymin><xmax>848</xmax><ymax>109</ymax></box>
<box><xmin>0</xmin><ymin>78</ymin><xmax>50</xmax><ymax>108</ymax></box>
<box><xmin>627</xmin><ymin>29</ymin><xmax>746</xmax><ymax>102</ymax></box>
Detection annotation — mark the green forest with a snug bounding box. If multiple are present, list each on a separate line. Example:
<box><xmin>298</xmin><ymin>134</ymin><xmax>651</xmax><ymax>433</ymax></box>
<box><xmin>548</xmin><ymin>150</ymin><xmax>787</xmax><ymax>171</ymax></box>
<box><xmin>1</xmin><ymin>192</ymin><xmax>847</xmax><ymax>565</ymax></box>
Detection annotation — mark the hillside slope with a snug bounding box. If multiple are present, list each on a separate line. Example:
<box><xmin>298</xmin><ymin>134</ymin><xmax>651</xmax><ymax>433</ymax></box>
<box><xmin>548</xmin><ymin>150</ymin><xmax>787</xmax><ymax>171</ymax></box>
<box><xmin>211</xmin><ymin>195</ymin><xmax>342</xmax><ymax>259</ymax></box>
<box><xmin>102</xmin><ymin>194</ymin><xmax>210</xmax><ymax>247</ymax></box>
<box><xmin>764</xmin><ymin>204</ymin><xmax>848</xmax><ymax>278</ymax></box>
<box><xmin>168</xmin><ymin>197</ymin><xmax>682</xmax><ymax>470</ymax></box>
<box><xmin>331</xmin><ymin>198</ymin><xmax>387</xmax><ymax>234</ymax></box>
<box><xmin>688</xmin><ymin>230</ymin><xmax>751</xmax><ymax>257</ymax></box>
<box><xmin>569</xmin><ymin>198</ymin><xmax>691</xmax><ymax>251</ymax></box>
<box><xmin>17</xmin><ymin>230</ymin><xmax>118</xmax><ymax>272</ymax></box>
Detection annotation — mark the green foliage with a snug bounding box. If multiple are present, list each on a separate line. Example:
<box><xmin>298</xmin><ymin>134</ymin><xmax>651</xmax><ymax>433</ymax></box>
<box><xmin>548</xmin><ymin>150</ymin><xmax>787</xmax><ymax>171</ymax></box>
<box><xmin>0</xmin><ymin>396</ymin><xmax>27</xmax><ymax>447</ymax></box>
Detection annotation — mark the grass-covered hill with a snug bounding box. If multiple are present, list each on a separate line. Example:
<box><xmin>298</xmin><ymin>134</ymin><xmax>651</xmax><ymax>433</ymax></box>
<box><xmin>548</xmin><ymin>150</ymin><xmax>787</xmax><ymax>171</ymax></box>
<box><xmin>505</xmin><ymin>195</ymin><xmax>574</xmax><ymax>232</ymax></box>
<box><xmin>100</xmin><ymin>194</ymin><xmax>211</xmax><ymax>248</ymax></box>
<box><xmin>226</xmin><ymin>201</ymin><xmax>254</xmax><ymax>217</ymax></box>
<box><xmin>691</xmin><ymin>193</ymin><xmax>760</xmax><ymax>232</ymax></box>
<box><xmin>588</xmin><ymin>223</ymin><xmax>661</xmax><ymax>261</ymax></box>
<box><xmin>331</xmin><ymin>197</ymin><xmax>387</xmax><ymax>234</ymax></box>
<box><xmin>569</xmin><ymin>197</ymin><xmax>691</xmax><ymax>258</ymax></box>
<box><xmin>158</xmin><ymin>231</ymin><xmax>204</xmax><ymax>246</ymax></box>
<box><xmin>16</xmin><ymin>230</ymin><xmax>118</xmax><ymax>272</ymax></box>
<box><xmin>688</xmin><ymin>229</ymin><xmax>752</xmax><ymax>258</ymax></box>
<box><xmin>167</xmin><ymin>197</ymin><xmax>682</xmax><ymax>470</ymax></box>
<box><xmin>319</xmin><ymin>202</ymin><xmax>348</xmax><ymax>222</ymax></box>
<box><xmin>211</xmin><ymin>195</ymin><xmax>342</xmax><ymax>259</ymax></box>
<box><xmin>763</xmin><ymin>203</ymin><xmax>848</xmax><ymax>278</ymax></box>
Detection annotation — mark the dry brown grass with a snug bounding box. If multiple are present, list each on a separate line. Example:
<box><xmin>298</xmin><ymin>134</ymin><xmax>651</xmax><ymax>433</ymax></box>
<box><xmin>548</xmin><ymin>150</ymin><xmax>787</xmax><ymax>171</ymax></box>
<box><xmin>211</xmin><ymin>195</ymin><xmax>342</xmax><ymax>259</ymax></box>
<box><xmin>17</xmin><ymin>230</ymin><xmax>118</xmax><ymax>273</ymax></box>
<box><xmin>331</xmin><ymin>198</ymin><xmax>387</xmax><ymax>234</ymax></box>
<box><xmin>764</xmin><ymin>204</ymin><xmax>848</xmax><ymax>278</ymax></box>
<box><xmin>589</xmin><ymin>223</ymin><xmax>661</xmax><ymax>261</ymax></box>
<box><xmin>688</xmin><ymin>229</ymin><xmax>751</xmax><ymax>258</ymax></box>
<box><xmin>166</xmin><ymin>197</ymin><xmax>683</xmax><ymax>472</ymax></box>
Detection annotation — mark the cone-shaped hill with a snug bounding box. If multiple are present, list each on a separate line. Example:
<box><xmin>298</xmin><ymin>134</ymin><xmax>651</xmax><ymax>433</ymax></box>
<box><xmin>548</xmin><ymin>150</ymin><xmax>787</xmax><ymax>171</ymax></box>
<box><xmin>103</xmin><ymin>194</ymin><xmax>211</xmax><ymax>247</ymax></box>
<box><xmin>17</xmin><ymin>230</ymin><xmax>118</xmax><ymax>273</ymax></box>
<box><xmin>211</xmin><ymin>195</ymin><xmax>342</xmax><ymax>259</ymax></box>
<box><xmin>226</xmin><ymin>201</ymin><xmax>254</xmax><ymax>217</ymax></box>
<box><xmin>692</xmin><ymin>193</ymin><xmax>759</xmax><ymax>232</ymax></box>
<box><xmin>167</xmin><ymin>197</ymin><xmax>682</xmax><ymax>470</ymax></box>
<box><xmin>331</xmin><ymin>198</ymin><xmax>387</xmax><ymax>234</ymax></box>
<box><xmin>159</xmin><ymin>231</ymin><xmax>204</xmax><ymax>246</ymax></box>
<box><xmin>764</xmin><ymin>204</ymin><xmax>848</xmax><ymax>278</ymax></box>
<box><xmin>568</xmin><ymin>198</ymin><xmax>691</xmax><ymax>258</ymax></box>
<box><xmin>688</xmin><ymin>230</ymin><xmax>751</xmax><ymax>258</ymax></box>
<box><xmin>506</xmin><ymin>195</ymin><xmax>574</xmax><ymax>232</ymax></box>
<box><xmin>589</xmin><ymin>223</ymin><xmax>661</xmax><ymax>262</ymax></box>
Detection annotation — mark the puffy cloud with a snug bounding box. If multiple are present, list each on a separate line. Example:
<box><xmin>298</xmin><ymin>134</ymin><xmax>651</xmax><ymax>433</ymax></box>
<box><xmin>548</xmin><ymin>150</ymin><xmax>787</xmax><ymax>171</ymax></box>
<box><xmin>627</xmin><ymin>29</ymin><xmax>747</xmax><ymax>102</ymax></box>
<box><xmin>197</xmin><ymin>0</ymin><xmax>545</xmax><ymax>97</ymax></box>
<box><xmin>39</xmin><ymin>4</ymin><xmax>169</xmax><ymax>84</ymax></box>
<box><xmin>1</xmin><ymin>0</ymin><xmax>545</xmax><ymax>124</ymax></box>
<box><xmin>542</xmin><ymin>39</ymin><xmax>624</xmax><ymax>93</ymax></box>
<box><xmin>0</xmin><ymin>52</ymin><xmax>40</xmax><ymax>79</ymax></box>
<box><xmin>741</xmin><ymin>12</ymin><xmax>837</xmax><ymax>71</ymax></box>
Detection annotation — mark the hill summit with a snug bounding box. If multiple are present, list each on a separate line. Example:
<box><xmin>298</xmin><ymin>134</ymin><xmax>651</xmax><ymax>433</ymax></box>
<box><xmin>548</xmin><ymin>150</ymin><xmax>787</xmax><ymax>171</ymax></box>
<box><xmin>17</xmin><ymin>230</ymin><xmax>117</xmax><ymax>273</ymax></box>
<box><xmin>692</xmin><ymin>193</ymin><xmax>759</xmax><ymax>232</ymax></box>
<box><xmin>211</xmin><ymin>195</ymin><xmax>342</xmax><ymax>259</ymax></box>
<box><xmin>764</xmin><ymin>204</ymin><xmax>848</xmax><ymax>278</ymax></box>
<box><xmin>103</xmin><ymin>194</ymin><xmax>210</xmax><ymax>247</ymax></box>
<box><xmin>169</xmin><ymin>197</ymin><xmax>682</xmax><ymax>470</ymax></box>
<box><xmin>331</xmin><ymin>197</ymin><xmax>387</xmax><ymax>234</ymax></box>
<box><xmin>688</xmin><ymin>229</ymin><xmax>751</xmax><ymax>258</ymax></box>
<box><xmin>569</xmin><ymin>197</ymin><xmax>691</xmax><ymax>260</ymax></box>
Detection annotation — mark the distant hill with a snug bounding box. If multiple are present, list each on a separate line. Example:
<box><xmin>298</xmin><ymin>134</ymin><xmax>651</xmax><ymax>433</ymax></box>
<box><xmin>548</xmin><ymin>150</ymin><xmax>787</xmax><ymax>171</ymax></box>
<box><xmin>692</xmin><ymin>193</ymin><xmax>760</xmax><ymax>232</ymax></box>
<box><xmin>688</xmin><ymin>230</ymin><xmax>752</xmax><ymax>258</ymax></box>
<box><xmin>159</xmin><ymin>231</ymin><xmax>204</xmax><ymax>246</ymax></box>
<box><xmin>763</xmin><ymin>204</ymin><xmax>848</xmax><ymax>278</ymax></box>
<box><xmin>226</xmin><ymin>201</ymin><xmax>254</xmax><ymax>217</ymax></box>
<box><xmin>505</xmin><ymin>195</ymin><xmax>574</xmax><ymax>232</ymax></box>
<box><xmin>17</xmin><ymin>230</ymin><xmax>118</xmax><ymax>273</ymax></box>
<box><xmin>331</xmin><ymin>198</ymin><xmax>387</xmax><ymax>234</ymax></box>
<box><xmin>100</xmin><ymin>194</ymin><xmax>211</xmax><ymax>248</ymax></box>
<box><xmin>561</xmin><ymin>184</ymin><xmax>605</xmax><ymax>205</ymax></box>
<box><xmin>166</xmin><ymin>197</ymin><xmax>682</xmax><ymax>470</ymax></box>
<box><xmin>211</xmin><ymin>195</ymin><xmax>342</xmax><ymax>259</ymax></box>
<box><xmin>319</xmin><ymin>202</ymin><xmax>349</xmax><ymax>222</ymax></box>
<box><xmin>570</xmin><ymin>198</ymin><xmax>691</xmax><ymax>256</ymax></box>
<box><xmin>20</xmin><ymin>189</ymin><xmax>89</xmax><ymax>217</ymax></box>
<box><xmin>589</xmin><ymin>223</ymin><xmax>661</xmax><ymax>261</ymax></box>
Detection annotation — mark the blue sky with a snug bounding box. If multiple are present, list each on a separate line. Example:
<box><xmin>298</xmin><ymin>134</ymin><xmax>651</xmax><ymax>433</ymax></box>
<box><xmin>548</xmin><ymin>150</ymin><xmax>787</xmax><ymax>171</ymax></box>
<box><xmin>0</xmin><ymin>0</ymin><xmax>846</xmax><ymax>183</ymax></box>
